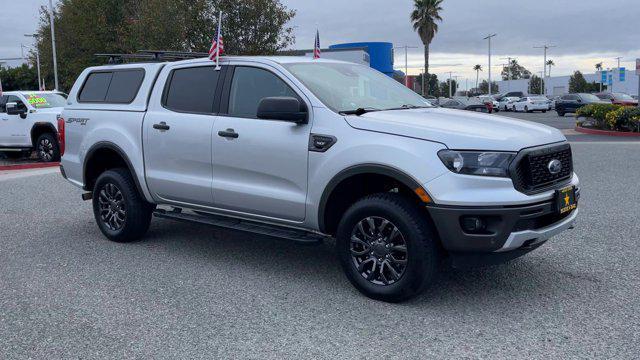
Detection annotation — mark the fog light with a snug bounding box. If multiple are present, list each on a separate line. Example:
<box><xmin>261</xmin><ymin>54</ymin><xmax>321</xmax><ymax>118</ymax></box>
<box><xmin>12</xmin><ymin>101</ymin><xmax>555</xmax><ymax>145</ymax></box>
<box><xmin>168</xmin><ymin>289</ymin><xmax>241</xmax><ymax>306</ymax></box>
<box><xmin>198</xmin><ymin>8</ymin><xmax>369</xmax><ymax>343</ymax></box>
<box><xmin>461</xmin><ymin>216</ymin><xmax>486</xmax><ymax>233</ymax></box>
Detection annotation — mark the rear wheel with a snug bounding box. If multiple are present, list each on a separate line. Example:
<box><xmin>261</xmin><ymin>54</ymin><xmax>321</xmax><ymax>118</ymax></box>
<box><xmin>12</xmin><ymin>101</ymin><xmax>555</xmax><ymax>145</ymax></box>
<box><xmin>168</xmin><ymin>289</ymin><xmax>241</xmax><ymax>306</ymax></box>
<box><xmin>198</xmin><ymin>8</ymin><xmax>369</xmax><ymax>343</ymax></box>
<box><xmin>336</xmin><ymin>193</ymin><xmax>439</xmax><ymax>302</ymax></box>
<box><xmin>557</xmin><ymin>110</ymin><xmax>565</xmax><ymax>117</ymax></box>
<box><xmin>36</xmin><ymin>133</ymin><xmax>60</xmax><ymax>162</ymax></box>
<box><xmin>525</xmin><ymin>106</ymin><xmax>531</xmax><ymax>113</ymax></box>
<box><xmin>92</xmin><ymin>168</ymin><xmax>154</xmax><ymax>242</ymax></box>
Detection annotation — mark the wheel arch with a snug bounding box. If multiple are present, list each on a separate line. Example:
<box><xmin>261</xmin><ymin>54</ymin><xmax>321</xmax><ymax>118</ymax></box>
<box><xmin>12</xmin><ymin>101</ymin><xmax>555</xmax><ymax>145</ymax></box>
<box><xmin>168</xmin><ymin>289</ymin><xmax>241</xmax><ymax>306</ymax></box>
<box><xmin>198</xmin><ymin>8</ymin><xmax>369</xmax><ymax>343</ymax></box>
<box><xmin>30</xmin><ymin>122</ymin><xmax>58</xmax><ymax>147</ymax></box>
<box><xmin>83</xmin><ymin>142</ymin><xmax>144</xmax><ymax>197</ymax></box>
<box><xmin>318</xmin><ymin>164</ymin><xmax>431</xmax><ymax>235</ymax></box>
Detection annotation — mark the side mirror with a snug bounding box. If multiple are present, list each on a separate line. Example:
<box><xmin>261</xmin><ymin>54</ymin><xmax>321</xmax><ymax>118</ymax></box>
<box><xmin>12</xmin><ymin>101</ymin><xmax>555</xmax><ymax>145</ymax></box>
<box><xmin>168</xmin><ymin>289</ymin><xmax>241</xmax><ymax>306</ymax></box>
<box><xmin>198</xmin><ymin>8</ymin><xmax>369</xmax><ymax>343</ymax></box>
<box><xmin>257</xmin><ymin>97</ymin><xmax>308</xmax><ymax>124</ymax></box>
<box><xmin>6</xmin><ymin>102</ymin><xmax>27</xmax><ymax>117</ymax></box>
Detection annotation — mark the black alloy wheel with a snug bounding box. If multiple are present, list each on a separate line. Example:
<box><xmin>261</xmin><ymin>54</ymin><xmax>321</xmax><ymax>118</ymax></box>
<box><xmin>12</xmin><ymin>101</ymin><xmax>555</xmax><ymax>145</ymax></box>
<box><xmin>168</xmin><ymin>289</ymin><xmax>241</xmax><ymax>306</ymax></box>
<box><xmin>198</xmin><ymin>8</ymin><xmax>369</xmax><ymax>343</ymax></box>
<box><xmin>349</xmin><ymin>216</ymin><xmax>408</xmax><ymax>286</ymax></box>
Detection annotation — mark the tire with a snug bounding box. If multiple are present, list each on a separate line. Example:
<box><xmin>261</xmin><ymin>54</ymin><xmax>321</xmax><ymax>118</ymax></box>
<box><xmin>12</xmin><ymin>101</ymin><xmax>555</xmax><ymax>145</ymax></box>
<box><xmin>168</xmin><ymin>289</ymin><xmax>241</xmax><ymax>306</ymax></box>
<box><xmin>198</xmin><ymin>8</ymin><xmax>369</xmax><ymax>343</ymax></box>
<box><xmin>542</xmin><ymin>110</ymin><xmax>547</xmax><ymax>113</ymax></box>
<box><xmin>557</xmin><ymin>111</ymin><xmax>565</xmax><ymax>117</ymax></box>
<box><xmin>92</xmin><ymin>168</ymin><xmax>154</xmax><ymax>242</ymax></box>
<box><xmin>36</xmin><ymin>133</ymin><xmax>60</xmax><ymax>162</ymax></box>
<box><xmin>512</xmin><ymin>105</ymin><xmax>517</xmax><ymax>112</ymax></box>
<box><xmin>336</xmin><ymin>193</ymin><xmax>439</xmax><ymax>302</ymax></box>
<box><xmin>525</xmin><ymin>106</ymin><xmax>531</xmax><ymax>113</ymax></box>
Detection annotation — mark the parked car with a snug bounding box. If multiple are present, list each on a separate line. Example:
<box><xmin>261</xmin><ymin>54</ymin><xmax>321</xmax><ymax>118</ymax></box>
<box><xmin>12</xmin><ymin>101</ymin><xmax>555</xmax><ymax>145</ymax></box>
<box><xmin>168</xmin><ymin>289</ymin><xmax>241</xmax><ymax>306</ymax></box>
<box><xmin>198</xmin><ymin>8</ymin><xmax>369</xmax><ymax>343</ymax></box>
<box><xmin>547</xmin><ymin>95</ymin><xmax>561</xmax><ymax>110</ymax></box>
<box><xmin>60</xmin><ymin>56</ymin><xmax>579</xmax><ymax>302</ymax></box>
<box><xmin>498</xmin><ymin>96</ymin><xmax>520</xmax><ymax>111</ymax></box>
<box><xmin>555</xmin><ymin>93</ymin><xmax>610</xmax><ymax>116</ymax></box>
<box><xmin>0</xmin><ymin>91</ymin><xmax>66</xmax><ymax>162</ymax></box>
<box><xmin>503</xmin><ymin>91</ymin><xmax>526</xmax><ymax>98</ymax></box>
<box><xmin>632</xmin><ymin>95</ymin><xmax>638</xmax><ymax>100</ymax></box>
<box><xmin>512</xmin><ymin>96</ymin><xmax>550</xmax><ymax>113</ymax></box>
<box><xmin>440</xmin><ymin>97</ymin><xmax>490</xmax><ymax>112</ymax></box>
<box><xmin>594</xmin><ymin>92</ymin><xmax>638</xmax><ymax>106</ymax></box>
<box><xmin>477</xmin><ymin>96</ymin><xmax>499</xmax><ymax>113</ymax></box>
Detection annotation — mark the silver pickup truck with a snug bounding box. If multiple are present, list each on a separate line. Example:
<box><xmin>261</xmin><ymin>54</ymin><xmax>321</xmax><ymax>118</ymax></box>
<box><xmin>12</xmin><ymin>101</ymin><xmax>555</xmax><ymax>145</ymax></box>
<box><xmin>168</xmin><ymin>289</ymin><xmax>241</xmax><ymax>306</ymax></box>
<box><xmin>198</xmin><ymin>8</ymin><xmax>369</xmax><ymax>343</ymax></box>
<box><xmin>60</xmin><ymin>56</ymin><xmax>579</xmax><ymax>302</ymax></box>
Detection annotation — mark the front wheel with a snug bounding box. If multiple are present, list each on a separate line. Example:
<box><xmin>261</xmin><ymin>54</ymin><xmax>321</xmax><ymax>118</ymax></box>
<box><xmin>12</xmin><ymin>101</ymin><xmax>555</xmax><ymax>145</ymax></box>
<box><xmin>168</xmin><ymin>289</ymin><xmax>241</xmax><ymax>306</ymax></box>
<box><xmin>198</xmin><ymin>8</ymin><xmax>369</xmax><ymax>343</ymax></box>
<box><xmin>557</xmin><ymin>111</ymin><xmax>565</xmax><ymax>117</ymax></box>
<box><xmin>36</xmin><ymin>133</ymin><xmax>60</xmax><ymax>162</ymax></box>
<box><xmin>336</xmin><ymin>193</ymin><xmax>439</xmax><ymax>302</ymax></box>
<box><xmin>92</xmin><ymin>168</ymin><xmax>154</xmax><ymax>242</ymax></box>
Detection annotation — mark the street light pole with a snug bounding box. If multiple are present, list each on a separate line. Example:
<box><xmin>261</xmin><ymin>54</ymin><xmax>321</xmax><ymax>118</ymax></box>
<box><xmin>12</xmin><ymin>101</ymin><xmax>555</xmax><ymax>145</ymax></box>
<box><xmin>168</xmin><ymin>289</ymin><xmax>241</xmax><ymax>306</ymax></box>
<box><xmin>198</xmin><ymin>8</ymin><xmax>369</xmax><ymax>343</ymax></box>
<box><xmin>483</xmin><ymin>34</ymin><xmax>497</xmax><ymax>96</ymax></box>
<box><xmin>394</xmin><ymin>45</ymin><xmax>418</xmax><ymax>88</ymax></box>
<box><xmin>48</xmin><ymin>0</ymin><xmax>59</xmax><ymax>90</ymax></box>
<box><xmin>534</xmin><ymin>44</ymin><xmax>555</xmax><ymax>95</ymax></box>
<box><xmin>613</xmin><ymin>56</ymin><xmax>622</xmax><ymax>94</ymax></box>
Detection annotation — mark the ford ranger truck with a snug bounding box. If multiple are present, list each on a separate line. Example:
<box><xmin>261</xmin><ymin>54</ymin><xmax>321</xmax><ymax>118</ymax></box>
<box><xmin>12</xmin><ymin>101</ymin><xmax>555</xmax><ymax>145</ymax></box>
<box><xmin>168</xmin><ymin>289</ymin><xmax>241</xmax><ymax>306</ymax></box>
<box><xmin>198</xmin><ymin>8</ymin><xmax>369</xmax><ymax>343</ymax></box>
<box><xmin>60</xmin><ymin>57</ymin><xmax>579</xmax><ymax>302</ymax></box>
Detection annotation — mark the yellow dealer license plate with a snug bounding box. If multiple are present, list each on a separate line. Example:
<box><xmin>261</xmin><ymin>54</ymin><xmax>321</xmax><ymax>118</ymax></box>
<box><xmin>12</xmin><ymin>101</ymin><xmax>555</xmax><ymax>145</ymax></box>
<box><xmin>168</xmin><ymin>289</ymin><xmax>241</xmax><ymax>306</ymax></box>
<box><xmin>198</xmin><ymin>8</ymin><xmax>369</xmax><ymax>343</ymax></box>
<box><xmin>556</xmin><ymin>186</ymin><xmax>577</xmax><ymax>215</ymax></box>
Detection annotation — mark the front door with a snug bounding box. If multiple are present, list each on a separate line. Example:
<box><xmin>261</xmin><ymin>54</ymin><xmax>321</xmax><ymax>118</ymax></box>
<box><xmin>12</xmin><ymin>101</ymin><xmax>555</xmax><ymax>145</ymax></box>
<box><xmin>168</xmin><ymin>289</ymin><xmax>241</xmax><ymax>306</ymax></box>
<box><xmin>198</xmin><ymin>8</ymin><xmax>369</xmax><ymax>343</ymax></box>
<box><xmin>0</xmin><ymin>95</ymin><xmax>30</xmax><ymax>146</ymax></box>
<box><xmin>143</xmin><ymin>64</ymin><xmax>222</xmax><ymax>206</ymax></box>
<box><xmin>211</xmin><ymin>65</ymin><xmax>311</xmax><ymax>222</ymax></box>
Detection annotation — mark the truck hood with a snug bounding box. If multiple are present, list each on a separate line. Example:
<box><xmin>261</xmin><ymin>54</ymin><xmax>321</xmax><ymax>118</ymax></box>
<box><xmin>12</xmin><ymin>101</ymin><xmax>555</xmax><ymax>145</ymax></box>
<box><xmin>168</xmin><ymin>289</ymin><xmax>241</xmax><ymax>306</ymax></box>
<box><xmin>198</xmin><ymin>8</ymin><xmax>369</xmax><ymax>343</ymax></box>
<box><xmin>344</xmin><ymin>108</ymin><xmax>566</xmax><ymax>151</ymax></box>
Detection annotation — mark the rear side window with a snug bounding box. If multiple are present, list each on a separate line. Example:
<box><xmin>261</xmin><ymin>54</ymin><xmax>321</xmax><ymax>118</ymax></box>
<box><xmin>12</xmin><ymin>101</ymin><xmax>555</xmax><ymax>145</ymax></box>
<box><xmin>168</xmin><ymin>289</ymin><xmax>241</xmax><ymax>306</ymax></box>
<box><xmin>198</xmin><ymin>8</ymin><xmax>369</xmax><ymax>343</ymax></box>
<box><xmin>163</xmin><ymin>66</ymin><xmax>220</xmax><ymax>113</ymax></box>
<box><xmin>0</xmin><ymin>95</ymin><xmax>6</xmax><ymax>113</ymax></box>
<box><xmin>78</xmin><ymin>69</ymin><xmax>145</xmax><ymax>103</ymax></box>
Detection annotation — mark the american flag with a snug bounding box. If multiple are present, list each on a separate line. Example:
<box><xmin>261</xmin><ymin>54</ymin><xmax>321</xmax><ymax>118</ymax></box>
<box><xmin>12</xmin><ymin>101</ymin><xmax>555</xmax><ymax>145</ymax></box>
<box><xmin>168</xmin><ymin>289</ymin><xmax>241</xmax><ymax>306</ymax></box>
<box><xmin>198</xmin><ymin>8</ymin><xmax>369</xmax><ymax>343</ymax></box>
<box><xmin>313</xmin><ymin>30</ymin><xmax>321</xmax><ymax>59</ymax></box>
<box><xmin>208</xmin><ymin>12</ymin><xmax>224</xmax><ymax>61</ymax></box>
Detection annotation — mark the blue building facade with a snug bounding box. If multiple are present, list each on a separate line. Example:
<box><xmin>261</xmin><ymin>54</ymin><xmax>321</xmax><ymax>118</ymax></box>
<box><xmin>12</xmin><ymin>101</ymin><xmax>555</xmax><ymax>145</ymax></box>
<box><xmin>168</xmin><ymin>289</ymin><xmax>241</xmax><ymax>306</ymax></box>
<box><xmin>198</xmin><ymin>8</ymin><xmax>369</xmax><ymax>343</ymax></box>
<box><xmin>329</xmin><ymin>42</ymin><xmax>394</xmax><ymax>77</ymax></box>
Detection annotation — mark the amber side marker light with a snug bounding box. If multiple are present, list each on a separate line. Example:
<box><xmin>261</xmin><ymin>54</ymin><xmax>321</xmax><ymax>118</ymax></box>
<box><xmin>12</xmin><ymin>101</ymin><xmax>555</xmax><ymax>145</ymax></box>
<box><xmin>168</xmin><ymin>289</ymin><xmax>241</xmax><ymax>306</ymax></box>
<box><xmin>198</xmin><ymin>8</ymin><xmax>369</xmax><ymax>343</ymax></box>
<box><xmin>414</xmin><ymin>187</ymin><xmax>432</xmax><ymax>203</ymax></box>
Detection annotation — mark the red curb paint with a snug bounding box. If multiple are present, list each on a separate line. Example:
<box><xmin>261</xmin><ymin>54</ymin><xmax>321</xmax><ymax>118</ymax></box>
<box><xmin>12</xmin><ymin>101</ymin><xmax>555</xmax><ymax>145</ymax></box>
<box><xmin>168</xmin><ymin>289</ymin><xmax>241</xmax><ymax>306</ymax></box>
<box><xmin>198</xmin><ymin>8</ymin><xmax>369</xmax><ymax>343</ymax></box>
<box><xmin>0</xmin><ymin>162</ymin><xmax>60</xmax><ymax>171</ymax></box>
<box><xmin>574</xmin><ymin>126</ymin><xmax>640</xmax><ymax>137</ymax></box>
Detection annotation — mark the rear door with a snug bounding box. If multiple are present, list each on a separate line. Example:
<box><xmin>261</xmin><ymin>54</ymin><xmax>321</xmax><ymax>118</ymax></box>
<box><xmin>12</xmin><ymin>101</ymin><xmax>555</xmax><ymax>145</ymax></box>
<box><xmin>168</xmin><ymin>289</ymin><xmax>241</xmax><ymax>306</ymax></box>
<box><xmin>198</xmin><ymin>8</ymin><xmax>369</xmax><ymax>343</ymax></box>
<box><xmin>210</xmin><ymin>64</ymin><xmax>311</xmax><ymax>221</ymax></box>
<box><xmin>143</xmin><ymin>64</ymin><xmax>223</xmax><ymax>206</ymax></box>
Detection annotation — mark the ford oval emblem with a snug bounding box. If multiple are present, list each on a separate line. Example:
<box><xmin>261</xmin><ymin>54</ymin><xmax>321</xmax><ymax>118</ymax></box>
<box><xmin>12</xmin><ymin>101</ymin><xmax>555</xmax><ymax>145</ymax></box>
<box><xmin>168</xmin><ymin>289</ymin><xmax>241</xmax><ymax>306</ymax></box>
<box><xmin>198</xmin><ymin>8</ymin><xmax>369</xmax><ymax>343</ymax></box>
<box><xmin>548</xmin><ymin>159</ymin><xmax>562</xmax><ymax>174</ymax></box>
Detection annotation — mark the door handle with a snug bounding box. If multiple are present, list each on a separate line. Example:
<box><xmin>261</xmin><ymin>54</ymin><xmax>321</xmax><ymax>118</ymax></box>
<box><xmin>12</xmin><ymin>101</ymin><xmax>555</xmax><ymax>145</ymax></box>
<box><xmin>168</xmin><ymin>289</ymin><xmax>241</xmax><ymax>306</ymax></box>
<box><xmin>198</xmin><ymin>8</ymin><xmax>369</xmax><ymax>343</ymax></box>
<box><xmin>153</xmin><ymin>122</ymin><xmax>170</xmax><ymax>131</ymax></box>
<box><xmin>218</xmin><ymin>128</ymin><xmax>239</xmax><ymax>139</ymax></box>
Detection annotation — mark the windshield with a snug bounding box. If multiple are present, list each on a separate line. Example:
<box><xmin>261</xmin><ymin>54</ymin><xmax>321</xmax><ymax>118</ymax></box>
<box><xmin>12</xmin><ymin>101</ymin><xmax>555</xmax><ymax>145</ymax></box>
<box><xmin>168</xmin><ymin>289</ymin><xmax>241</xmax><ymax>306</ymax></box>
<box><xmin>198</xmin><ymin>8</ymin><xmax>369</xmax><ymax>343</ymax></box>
<box><xmin>530</xmin><ymin>96</ymin><xmax>548</xmax><ymax>101</ymax></box>
<box><xmin>21</xmin><ymin>92</ymin><xmax>67</xmax><ymax>109</ymax></box>
<box><xmin>580</xmin><ymin>94</ymin><xmax>601</xmax><ymax>102</ymax></box>
<box><xmin>283</xmin><ymin>62</ymin><xmax>432</xmax><ymax>113</ymax></box>
<box><xmin>613</xmin><ymin>93</ymin><xmax>634</xmax><ymax>100</ymax></box>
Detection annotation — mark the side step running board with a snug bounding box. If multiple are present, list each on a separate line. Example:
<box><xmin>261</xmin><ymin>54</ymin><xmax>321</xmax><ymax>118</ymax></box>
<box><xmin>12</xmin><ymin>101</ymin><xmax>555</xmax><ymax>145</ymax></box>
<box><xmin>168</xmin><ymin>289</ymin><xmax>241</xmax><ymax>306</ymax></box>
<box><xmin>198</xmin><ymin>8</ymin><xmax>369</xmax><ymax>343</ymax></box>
<box><xmin>153</xmin><ymin>208</ymin><xmax>326</xmax><ymax>245</ymax></box>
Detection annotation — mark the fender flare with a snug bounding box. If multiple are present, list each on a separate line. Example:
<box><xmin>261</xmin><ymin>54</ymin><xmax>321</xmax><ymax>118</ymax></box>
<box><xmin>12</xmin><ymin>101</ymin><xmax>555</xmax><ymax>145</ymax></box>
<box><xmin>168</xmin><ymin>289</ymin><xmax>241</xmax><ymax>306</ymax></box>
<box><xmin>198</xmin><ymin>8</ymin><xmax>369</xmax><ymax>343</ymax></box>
<box><xmin>317</xmin><ymin>164</ymin><xmax>424</xmax><ymax>233</ymax></box>
<box><xmin>30</xmin><ymin>122</ymin><xmax>57</xmax><ymax>144</ymax></box>
<box><xmin>83</xmin><ymin>141</ymin><xmax>145</xmax><ymax>196</ymax></box>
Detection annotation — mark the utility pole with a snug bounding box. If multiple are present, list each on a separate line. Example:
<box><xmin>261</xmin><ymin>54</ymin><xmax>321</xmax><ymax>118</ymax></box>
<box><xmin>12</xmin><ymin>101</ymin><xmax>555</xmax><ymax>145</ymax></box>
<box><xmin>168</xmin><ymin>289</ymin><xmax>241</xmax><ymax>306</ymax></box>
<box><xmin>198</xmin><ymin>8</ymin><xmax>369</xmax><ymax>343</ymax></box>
<box><xmin>483</xmin><ymin>34</ymin><xmax>497</xmax><ymax>96</ymax></box>
<box><xmin>394</xmin><ymin>45</ymin><xmax>418</xmax><ymax>88</ymax></box>
<box><xmin>24</xmin><ymin>34</ymin><xmax>43</xmax><ymax>91</ymax></box>
<box><xmin>613</xmin><ymin>56</ymin><xmax>622</xmax><ymax>93</ymax></box>
<box><xmin>534</xmin><ymin>44</ymin><xmax>555</xmax><ymax>95</ymax></box>
<box><xmin>539</xmin><ymin>71</ymin><xmax>544</xmax><ymax>95</ymax></box>
<box><xmin>48</xmin><ymin>0</ymin><xmax>59</xmax><ymax>90</ymax></box>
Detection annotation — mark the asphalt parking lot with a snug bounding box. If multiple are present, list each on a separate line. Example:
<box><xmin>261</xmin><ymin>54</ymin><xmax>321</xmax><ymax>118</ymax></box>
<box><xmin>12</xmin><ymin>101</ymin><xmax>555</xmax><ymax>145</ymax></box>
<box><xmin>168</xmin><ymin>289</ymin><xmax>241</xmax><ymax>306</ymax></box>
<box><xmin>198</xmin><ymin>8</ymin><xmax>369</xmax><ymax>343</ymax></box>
<box><xmin>1</xmin><ymin>115</ymin><xmax>639</xmax><ymax>358</ymax></box>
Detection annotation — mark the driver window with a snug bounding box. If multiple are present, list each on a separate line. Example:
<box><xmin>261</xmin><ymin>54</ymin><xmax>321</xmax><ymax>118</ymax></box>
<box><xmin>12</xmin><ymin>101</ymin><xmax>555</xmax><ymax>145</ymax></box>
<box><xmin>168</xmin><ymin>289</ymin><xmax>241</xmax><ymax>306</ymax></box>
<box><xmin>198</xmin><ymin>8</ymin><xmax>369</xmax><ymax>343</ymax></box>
<box><xmin>227</xmin><ymin>67</ymin><xmax>298</xmax><ymax>119</ymax></box>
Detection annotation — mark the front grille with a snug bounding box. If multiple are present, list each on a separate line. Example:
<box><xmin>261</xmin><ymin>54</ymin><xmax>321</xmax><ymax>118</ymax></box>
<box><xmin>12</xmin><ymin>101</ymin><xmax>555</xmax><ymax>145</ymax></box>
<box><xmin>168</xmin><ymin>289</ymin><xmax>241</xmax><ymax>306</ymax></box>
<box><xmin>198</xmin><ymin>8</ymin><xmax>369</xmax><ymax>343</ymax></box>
<box><xmin>511</xmin><ymin>143</ymin><xmax>573</xmax><ymax>194</ymax></box>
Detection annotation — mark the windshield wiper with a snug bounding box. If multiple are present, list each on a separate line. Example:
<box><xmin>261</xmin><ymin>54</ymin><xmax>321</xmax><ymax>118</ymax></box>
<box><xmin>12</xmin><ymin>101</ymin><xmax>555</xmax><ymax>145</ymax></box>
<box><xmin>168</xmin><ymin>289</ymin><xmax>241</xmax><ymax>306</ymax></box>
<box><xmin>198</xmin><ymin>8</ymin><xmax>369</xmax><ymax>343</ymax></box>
<box><xmin>339</xmin><ymin>107</ymin><xmax>381</xmax><ymax>116</ymax></box>
<box><xmin>385</xmin><ymin>104</ymin><xmax>431</xmax><ymax>111</ymax></box>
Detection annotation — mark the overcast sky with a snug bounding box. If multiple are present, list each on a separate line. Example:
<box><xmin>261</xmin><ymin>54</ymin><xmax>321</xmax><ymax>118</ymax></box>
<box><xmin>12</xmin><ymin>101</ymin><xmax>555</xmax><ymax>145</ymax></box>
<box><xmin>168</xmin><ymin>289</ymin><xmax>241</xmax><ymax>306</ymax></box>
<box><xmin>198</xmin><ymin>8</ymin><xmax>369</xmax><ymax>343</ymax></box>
<box><xmin>2</xmin><ymin>0</ymin><xmax>638</xmax><ymax>85</ymax></box>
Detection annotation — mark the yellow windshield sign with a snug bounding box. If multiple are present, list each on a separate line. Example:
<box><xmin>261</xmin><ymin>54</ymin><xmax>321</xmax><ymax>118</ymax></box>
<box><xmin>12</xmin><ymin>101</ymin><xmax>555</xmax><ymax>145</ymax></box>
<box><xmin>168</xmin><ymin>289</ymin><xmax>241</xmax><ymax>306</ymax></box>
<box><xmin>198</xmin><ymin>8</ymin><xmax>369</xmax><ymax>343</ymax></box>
<box><xmin>25</xmin><ymin>94</ymin><xmax>50</xmax><ymax>108</ymax></box>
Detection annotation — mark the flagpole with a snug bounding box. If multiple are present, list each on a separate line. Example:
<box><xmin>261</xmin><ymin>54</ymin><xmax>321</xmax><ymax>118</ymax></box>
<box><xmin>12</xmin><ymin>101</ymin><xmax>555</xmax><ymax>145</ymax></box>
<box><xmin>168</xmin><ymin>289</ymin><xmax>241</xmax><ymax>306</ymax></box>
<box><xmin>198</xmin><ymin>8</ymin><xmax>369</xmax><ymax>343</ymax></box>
<box><xmin>215</xmin><ymin>11</ymin><xmax>222</xmax><ymax>70</ymax></box>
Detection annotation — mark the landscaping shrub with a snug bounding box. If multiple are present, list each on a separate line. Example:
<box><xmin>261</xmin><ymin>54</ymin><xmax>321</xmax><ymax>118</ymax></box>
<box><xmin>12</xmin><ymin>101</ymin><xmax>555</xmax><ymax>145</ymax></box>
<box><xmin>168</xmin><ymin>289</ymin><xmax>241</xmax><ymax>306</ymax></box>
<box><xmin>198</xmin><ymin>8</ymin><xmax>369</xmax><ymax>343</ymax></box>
<box><xmin>605</xmin><ymin>107</ymin><xmax>640</xmax><ymax>132</ymax></box>
<box><xmin>576</xmin><ymin>103</ymin><xmax>622</xmax><ymax>129</ymax></box>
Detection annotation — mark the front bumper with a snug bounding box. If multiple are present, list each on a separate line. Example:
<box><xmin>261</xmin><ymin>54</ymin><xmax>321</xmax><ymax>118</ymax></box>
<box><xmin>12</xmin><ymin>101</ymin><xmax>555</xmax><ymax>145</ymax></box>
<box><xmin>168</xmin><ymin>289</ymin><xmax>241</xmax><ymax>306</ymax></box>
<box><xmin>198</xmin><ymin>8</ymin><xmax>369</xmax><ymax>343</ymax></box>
<box><xmin>426</xmin><ymin>193</ymin><xmax>578</xmax><ymax>267</ymax></box>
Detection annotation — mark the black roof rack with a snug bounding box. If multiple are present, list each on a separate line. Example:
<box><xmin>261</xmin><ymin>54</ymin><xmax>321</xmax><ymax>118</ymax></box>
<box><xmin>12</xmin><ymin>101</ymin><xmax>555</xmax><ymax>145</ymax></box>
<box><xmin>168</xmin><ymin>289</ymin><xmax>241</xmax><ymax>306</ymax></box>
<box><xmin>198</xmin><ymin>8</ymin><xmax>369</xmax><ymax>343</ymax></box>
<box><xmin>95</xmin><ymin>50</ymin><xmax>209</xmax><ymax>64</ymax></box>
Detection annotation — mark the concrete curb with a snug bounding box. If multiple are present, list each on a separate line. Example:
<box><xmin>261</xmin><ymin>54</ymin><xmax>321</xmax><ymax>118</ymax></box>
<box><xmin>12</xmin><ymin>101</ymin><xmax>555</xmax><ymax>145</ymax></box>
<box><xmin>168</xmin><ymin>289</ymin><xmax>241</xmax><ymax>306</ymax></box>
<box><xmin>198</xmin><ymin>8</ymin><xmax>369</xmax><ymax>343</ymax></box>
<box><xmin>0</xmin><ymin>162</ymin><xmax>60</xmax><ymax>171</ymax></box>
<box><xmin>574</xmin><ymin>126</ymin><xmax>640</xmax><ymax>137</ymax></box>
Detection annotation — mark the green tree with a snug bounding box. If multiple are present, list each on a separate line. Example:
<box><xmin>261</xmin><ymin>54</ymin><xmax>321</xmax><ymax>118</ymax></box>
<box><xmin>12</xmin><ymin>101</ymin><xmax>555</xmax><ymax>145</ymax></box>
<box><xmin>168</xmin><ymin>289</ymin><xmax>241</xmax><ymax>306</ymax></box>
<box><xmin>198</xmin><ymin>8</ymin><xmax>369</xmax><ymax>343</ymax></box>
<box><xmin>0</xmin><ymin>64</ymin><xmax>39</xmax><ymax>91</ymax></box>
<box><xmin>501</xmin><ymin>59</ymin><xmax>531</xmax><ymax>80</ymax></box>
<box><xmin>440</xmin><ymin>79</ymin><xmax>457</xmax><ymax>98</ymax></box>
<box><xmin>414</xmin><ymin>73</ymin><xmax>439</xmax><ymax>96</ymax></box>
<box><xmin>34</xmin><ymin>0</ymin><xmax>296</xmax><ymax>91</ymax></box>
<box><xmin>529</xmin><ymin>74</ymin><xmax>544</xmax><ymax>94</ymax></box>
<box><xmin>478</xmin><ymin>80</ymin><xmax>498</xmax><ymax>94</ymax></box>
<box><xmin>411</xmin><ymin>0</ymin><xmax>443</xmax><ymax>95</ymax></box>
<box><xmin>473</xmin><ymin>64</ymin><xmax>482</xmax><ymax>91</ymax></box>
<box><xmin>569</xmin><ymin>71</ymin><xmax>588</xmax><ymax>93</ymax></box>
<box><xmin>546</xmin><ymin>59</ymin><xmax>554</xmax><ymax>77</ymax></box>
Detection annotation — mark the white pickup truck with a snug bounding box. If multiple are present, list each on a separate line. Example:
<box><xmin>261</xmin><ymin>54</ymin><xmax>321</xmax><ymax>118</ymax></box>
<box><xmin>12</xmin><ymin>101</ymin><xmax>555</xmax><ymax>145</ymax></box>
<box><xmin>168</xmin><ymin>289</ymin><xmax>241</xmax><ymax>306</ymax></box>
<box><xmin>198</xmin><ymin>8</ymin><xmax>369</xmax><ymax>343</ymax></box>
<box><xmin>0</xmin><ymin>91</ymin><xmax>66</xmax><ymax>162</ymax></box>
<box><xmin>60</xmin><ymin>56</ymin><xmax>579</xmax><ymax>302</ymax></box>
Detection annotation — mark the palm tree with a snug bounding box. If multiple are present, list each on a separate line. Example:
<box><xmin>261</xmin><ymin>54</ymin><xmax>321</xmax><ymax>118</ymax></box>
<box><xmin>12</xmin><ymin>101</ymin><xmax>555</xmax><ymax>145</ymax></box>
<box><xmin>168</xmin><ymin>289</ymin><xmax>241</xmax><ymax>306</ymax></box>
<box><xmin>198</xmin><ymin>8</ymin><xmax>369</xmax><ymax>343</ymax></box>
<box><xmin>411</xmin><ymin>0</ymin><xmax>444</xmax><ymax>94</ymax></box>
<box><xmin>473</xmin><ymin>64</ymin><xmax>482</xmax><ymax>91</ymax></box>
<box><xmin>546</xmin><ymin>60</ymin><xmax>555</xmax><ymax>77</ymax></box>
<box><xmin>595</xmin><ymin>62</ymin><xmax>603</xmax><ymax>72</ymax></box>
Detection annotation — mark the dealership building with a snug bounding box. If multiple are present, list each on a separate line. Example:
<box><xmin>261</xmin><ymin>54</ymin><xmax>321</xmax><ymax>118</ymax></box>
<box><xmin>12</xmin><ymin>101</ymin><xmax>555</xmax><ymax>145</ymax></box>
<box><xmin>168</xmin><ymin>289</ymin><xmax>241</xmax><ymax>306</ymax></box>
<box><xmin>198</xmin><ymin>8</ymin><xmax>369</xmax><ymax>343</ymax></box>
<box><xmin>496</xmin><ymin>69</ymin><xmax>639</xmax><ymax>96</ymax></box>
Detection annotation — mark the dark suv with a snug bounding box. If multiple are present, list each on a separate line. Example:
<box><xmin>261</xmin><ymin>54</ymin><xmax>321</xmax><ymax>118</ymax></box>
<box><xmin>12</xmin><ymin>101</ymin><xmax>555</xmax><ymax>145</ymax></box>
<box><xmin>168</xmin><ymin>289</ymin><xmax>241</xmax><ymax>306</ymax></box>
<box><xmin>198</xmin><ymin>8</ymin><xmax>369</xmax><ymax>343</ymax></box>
<box><xmin>555</xmin><ymin>93</ymin><xmax>608</xmax><ymax>116</ymax></box>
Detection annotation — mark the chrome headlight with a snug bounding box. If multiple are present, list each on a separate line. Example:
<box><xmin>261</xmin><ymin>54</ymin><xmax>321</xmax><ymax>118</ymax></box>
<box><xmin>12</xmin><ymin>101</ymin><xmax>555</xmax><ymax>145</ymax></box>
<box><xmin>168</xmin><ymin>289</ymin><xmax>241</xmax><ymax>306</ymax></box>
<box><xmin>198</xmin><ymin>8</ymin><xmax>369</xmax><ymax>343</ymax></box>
<box><xmin>438</xmin><ymin>150</ymin><xmax>516</xmax><ymax>177</ymax></box>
